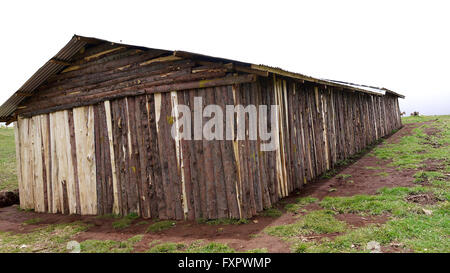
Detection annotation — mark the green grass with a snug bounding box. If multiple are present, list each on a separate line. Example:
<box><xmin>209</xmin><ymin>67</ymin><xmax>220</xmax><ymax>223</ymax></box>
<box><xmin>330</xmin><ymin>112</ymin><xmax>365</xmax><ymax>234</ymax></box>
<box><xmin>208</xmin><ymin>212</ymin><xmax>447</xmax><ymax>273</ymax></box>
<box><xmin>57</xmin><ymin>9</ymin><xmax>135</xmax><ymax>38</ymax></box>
<box><xmin>401</xmin><ymin>115</ymin><xmax>438</xmax><ymax>124</ymax></box>
<box><xmin>321</xmin><ymin>169</ymin><xmax>338</xmax><ymax>179</ymax></box>
<box><xmin>264</xmin><ymin>210</ymin><xmax>347</xmax><ymax>238</ymax></box>
<box><xmin>147</xmin><ymin>241</ymin><xmax>185</xmax><ymax>253</ymax></box>
<box><xmin>185</xmin><ymin>241</ymin><xmax>236</xmax><ymax>253</ymax></box>
<box><xmin>260</xmin><ymin>208</ymin><xmax>283</xmax><ymax>217</ymax></box>
<box><xmin>0</xmin><ymin>127</ymin><xmax>17</xmax><ymax>191</ymax></box>
<box><xmin>146</xmin><ymin>240</ymin><xmax>236</xmax><ymax>253</ymax></box>
<box><xmin>112</xmin><ymin>213</ymin><xmax>139</xmax><ymax>230</ymax></box>
<box><xmin>146</xmin><ymin>220</ymin><xmax>176</xmax><ymax>233</ymax></box>
<box><xmin>364</xmin><ymin>166</ymin><xmax>383</xmax><ymax>170</ymax></box>
<box><xmin>0</xmin><ymin>222</ymin><xmax>89</xmax><ymax>253</ymax></box>
<box><xmin>320</xmin><ymin>186</ymin><xmax>428</xmax><ymax>216</ymax></box>
<box><xmin>196</xmin><ymin>218</ymin><xmax>249</xmax><ymax>225</ymax></box>
<box><xmin>375</xmin><ymin>172</ymin><xmax>390</xmax><ymax>177</ymax></box>
<box><xmin>285</xmin><ymin>196</ymin><xmax>318</xmax><ymax>213</ymax></box>
<box><xmin>292</xmin><ymin>203</ymin><xmax>450</xmax><ymax>253</ymax></box>
<box><xmin>336</xmin><ymin>174</ymin><xmax>352</xmax><ymax>180</ymax></box>
<box><xmin>414</xmin><ymin>171</ymin><xmax>447</xmax><ymax>184</ymax></box>
<box><xmin>23</xmin><ymin>218</ymin><xmax>42</xmax><ymax>225</ymax></box>
<box><xmin>80</xmin><ymin>235</ymin><xmax>144</xmax><ymax>253</ymax></box>
<box><xmin>245</xmin><ymin>248</ymin><xmax>268</xmax><ymax>253</ymax></box>
<box><xmin>373</xmin><ymin>116</ymin><xmax>450</xmax><ymax>169</ymax></box>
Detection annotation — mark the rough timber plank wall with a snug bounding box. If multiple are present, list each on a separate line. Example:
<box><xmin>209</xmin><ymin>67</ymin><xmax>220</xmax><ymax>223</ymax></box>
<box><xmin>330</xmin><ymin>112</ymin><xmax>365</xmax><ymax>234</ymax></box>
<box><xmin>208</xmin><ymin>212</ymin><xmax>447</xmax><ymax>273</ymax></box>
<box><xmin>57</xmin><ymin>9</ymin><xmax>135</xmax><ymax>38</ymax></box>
<box><xmin>15</xmin><ymin>79</ymin><xmax>402</xmax><ymax>219</ymax></box>
<box><xmin>259</xmin><ymin>75</ymin><xmax>402</xmax><ymax>202</ymax></box>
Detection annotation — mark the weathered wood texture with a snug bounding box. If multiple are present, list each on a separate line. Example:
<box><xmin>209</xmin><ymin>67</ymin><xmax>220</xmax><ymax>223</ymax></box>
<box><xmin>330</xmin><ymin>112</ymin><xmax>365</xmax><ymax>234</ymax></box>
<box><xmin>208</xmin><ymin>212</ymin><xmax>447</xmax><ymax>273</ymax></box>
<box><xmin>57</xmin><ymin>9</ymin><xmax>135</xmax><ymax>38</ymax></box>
<box><xmin>16</xmin><ymin>42</ymin><xmax>256</xmax><ymax>118</ymax></box>
<box><xmin>14</xmin><ymin>42</ymin><xmax>402</xmax><ymax>219</ymax></box>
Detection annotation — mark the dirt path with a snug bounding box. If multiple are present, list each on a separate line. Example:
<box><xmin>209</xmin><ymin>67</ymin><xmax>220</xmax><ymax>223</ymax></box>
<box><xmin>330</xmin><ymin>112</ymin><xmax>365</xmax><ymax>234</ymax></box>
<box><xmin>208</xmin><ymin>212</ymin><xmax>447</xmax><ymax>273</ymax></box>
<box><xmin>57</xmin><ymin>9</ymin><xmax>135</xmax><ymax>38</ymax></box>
<box><xmin>0</xmin><ymin>122</ymin><xmax>427</xmax><ymax>253</ymax></box>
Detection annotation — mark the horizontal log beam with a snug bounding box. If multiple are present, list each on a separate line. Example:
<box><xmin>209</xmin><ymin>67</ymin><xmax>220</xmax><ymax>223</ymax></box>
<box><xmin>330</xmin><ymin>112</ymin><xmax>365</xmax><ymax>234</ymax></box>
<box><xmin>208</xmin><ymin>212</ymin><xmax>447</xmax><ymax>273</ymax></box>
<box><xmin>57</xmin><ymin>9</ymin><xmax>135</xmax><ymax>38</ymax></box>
<box><xmin>19</xmin><ymin>67</ymin><xmax>227</xmax><ymax>112</ymax></box>
<box><xmin>18</xmin><ymin>74</ymin><xmax>257</xmax><ymax>118</ymax></box>
<box><xmin>50</xmin><ymin>58</ymin><xmax>72</xmax><ymax>66</ymax></box>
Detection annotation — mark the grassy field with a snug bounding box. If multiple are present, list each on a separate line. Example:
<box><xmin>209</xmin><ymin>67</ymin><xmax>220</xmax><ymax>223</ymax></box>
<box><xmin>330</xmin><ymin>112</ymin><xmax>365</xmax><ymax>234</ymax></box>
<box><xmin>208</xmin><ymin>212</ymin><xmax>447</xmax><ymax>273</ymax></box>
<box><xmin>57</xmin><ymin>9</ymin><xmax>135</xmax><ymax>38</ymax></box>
<box><xmin>0</xmin><ymin>116</ymin><xmax>448</xmax><ymax>253</ymax></box>
<box><xmin>0</xmin><ymin>126</ymin><xmax>16</xmax><ymax>191</ymax></box>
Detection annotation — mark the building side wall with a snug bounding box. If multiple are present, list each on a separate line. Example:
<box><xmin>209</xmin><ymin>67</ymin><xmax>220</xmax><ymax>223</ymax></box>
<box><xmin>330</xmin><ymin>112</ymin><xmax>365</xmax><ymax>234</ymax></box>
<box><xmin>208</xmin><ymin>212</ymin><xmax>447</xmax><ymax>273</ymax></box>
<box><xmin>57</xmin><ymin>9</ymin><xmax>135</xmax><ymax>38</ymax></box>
<box><xmin>15</xmin><ymin>76</ymin><xmax>402</xmax><ymax>219</ymax></box>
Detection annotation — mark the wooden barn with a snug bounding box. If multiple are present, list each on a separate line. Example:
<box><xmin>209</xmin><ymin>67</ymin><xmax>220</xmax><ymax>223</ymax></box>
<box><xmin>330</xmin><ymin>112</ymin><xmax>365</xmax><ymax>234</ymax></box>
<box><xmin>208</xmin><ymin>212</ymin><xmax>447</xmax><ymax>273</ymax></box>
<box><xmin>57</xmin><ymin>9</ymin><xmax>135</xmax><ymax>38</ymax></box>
<box><xmin>0</xmin><ymin>35</ymin><xmax>404</xmax><ymax>220</ymax></box>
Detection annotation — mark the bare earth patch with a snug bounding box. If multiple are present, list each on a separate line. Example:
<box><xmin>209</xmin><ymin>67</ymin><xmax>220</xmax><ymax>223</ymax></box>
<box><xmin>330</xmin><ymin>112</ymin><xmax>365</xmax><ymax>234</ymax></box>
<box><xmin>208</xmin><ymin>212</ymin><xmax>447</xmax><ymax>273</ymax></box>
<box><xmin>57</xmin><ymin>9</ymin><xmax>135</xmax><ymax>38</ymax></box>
<box><xmin>405</xmin><ymin>192</ymin><xmax>439</xmax><ymax>205</ymax></box>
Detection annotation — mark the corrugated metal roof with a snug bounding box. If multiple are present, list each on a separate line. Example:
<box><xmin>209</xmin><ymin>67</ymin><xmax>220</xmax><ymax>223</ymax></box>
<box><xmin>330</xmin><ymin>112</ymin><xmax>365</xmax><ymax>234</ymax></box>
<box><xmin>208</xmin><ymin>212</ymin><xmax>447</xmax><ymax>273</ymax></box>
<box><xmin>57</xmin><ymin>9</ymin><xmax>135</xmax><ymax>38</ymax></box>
<box><xmin>0</xmin><ymin>35</ymin><xmax>404</xmax><ymax>122</ymax></box>
<box><xmin>0</xmin><ymin>35</ymin><xmax>87</xmax><ymax>121</ymax></box>
<box><xmin>322</xmin><ymin>79</ymin><xmax>386</xmax><ymax>95</ymax></box>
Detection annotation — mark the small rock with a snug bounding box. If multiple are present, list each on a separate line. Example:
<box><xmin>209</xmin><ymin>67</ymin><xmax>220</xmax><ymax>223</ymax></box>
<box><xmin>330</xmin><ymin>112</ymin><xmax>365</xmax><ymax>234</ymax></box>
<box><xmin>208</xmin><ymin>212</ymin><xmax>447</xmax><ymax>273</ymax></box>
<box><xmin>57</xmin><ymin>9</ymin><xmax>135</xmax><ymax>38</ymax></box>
<box><xmin>422</xmin><ymin>209</ymin><xmax>433</xmax><ymax>215</ymax></box>
<box><xmin>20</xmin><ymin>244</ymin><xmax>27</xmax><ymax>249</ymax></box>
<box><xmin>253</xmin><ymin>220</ymin><xmax>258</xmax><ymax>224</ymax></box>
<box><xmin>366</xmin><ymin>241</ymin><xmax>381</xmax><ymax>253</ymax></box>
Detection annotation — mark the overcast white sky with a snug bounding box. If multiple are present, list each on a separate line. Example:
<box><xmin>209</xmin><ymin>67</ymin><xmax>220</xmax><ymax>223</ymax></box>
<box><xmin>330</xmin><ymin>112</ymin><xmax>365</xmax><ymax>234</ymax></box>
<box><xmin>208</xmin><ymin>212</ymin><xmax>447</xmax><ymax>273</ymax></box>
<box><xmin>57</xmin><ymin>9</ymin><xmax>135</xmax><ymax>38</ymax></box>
<box><xmin>0</xmin><ymin>0</ymin><xmax>448</xmax><ymax>115</ymax></box>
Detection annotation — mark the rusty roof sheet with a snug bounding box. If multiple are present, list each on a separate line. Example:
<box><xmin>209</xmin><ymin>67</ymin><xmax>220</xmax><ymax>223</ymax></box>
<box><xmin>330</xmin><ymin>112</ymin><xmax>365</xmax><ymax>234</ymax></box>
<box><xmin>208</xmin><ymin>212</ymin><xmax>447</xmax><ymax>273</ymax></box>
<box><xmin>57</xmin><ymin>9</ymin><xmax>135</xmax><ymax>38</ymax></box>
<box><xmin>0</xmin><ymin>36</ymin><xmax>87</xmax><ymax>121</ymax></box>
<box><xmin>0</xmin><ymin>35</ymin><xmax>405</xmax><ymax>122</ymax></box>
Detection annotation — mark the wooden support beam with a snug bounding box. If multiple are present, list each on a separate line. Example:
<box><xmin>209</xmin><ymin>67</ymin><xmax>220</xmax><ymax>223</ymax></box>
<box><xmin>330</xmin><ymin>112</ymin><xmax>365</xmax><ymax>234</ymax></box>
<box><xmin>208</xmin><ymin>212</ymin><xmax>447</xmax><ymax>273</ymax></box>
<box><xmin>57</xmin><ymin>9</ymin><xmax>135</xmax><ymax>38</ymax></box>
<box><xmin>15</xmin><ymin>92</ymin><xmax>33</xmax><ymax>97</ymax></box>
<box><xmin>234</xmin><ymin>65</ymin><xmax>269</xmax><ymax>77</ymax></box>
<box><xmin>19</xmin><ymin>74</ymin><xmax>257</xmax><ymax>118</ymax></box>
<box><xmin>50</xmin><ymin>58</ymin><xmax>71</xmax><ymax>66</ymax></box>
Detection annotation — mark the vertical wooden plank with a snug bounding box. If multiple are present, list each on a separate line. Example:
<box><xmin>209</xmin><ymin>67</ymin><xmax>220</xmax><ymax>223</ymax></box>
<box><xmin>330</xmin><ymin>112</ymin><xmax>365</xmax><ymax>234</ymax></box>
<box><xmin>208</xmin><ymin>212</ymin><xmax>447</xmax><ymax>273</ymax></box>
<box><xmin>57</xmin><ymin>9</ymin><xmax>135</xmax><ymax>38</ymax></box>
<box><xmin>246</xmin><ymin>83</ymin><xmax>263</xmax><ymax>212</ymax></box>
<box><xmin>200</xmin><ymin>88</ymin><xmax>219</xmax><ymax>219</ymax></box>
<box><xmin>104</xmin><ymin>100</ymin><xmax>120</xmax><ymax>215</ymax></box>
<box><xmin>282</xmin><ymin>80</ymin><xmax>293</xmax><ymax>193</ymax></box>
<box><xmin>49</xmin><ymin>113</ymin><xmax>60</xmax><ymax>213</ymax></box>
<box><xmin>184</xmin><ymin>90</ymin><xmax>202</xmax><ymax>219</ymax></box>
<box><xmin>68</xmin><ymin>110</ymin><xmax>81</xmax><ymax>214</ymax></box>
<box><xmin>253</xmin><ymin>82</ymin><xmax>271</xmax><ymax>209</ymax></box>
<box><xmin>14</xmin><ymin>119</ymin><xmax>26</xmax><ymax>209</ymax></box>
<box><xmin>134</xmin><ymin>95</ymin><xmax>152</xmax><ymax>218</ymax></box>
<box><xmin>296</xmin><ymin>84</ymin><xmax>308</xmax><ymax>186</ymax></box>
<box><xmin>93</xmin><ymin>105</ymin><xmax>104</xmax><ymax>215</ymax></box>
<box><xmin>147</xmin><ymin>94</ymin><xmax>166</xmax><ymax>219</ymax></box>
<box><xmin>99</xmin><ymin>103</ymin><xmax>114</xmax><ymax>214</ymax></box>
<box><xmin>125</xmin><ymin>97</ymin><xmax>140</xmax><ymax>214</ymax></box>
<box><xmin>321</xmin><ymin>91</ymin><xmax>330</xmax><ymax>170</ymax></box>
<box><xmin>31</xmin><ymin>116</ymin><xmax>44</xmax><ymax>212</ymax></box>
<box><xmin>170</xmin><ymin>91</ymin><xmax>189</xmax><ymax>219</ymax></box>
<box><xmin>289</xmin><ymin>82</ymin><xmax>304</xmax><ymax>190</ymax></box>
<box><xmin>45</xmin><ymin>114</ymin><xmax>53</xmax><ymax>212</ymax></box>
<box><xmin>241</xmin><ymin>83</ymin><xmax>256</xmax><ymax>216</ymax></box>
<box><xmin>176</xmin><ymin>91</ymin><xmax>195</xmax><ymax>220</ymax></box>
<box><xmin>154</xmin><ymin>92</ymin><xmax>176</xmax><ymax>219</ymax></box>
<box><xmin>73</xmin><ymin>106</ymin><xmax>97</xmax><ymax>215</ymax></box>
<box><xmin>209</xmin><ymin>87</ymin><xmax>228</xmax><ymax>218</ymax></box>
<box><xmin>232</xmin><ymin>84</ymin><xmax>250</xmax><ymax>218</ymax></box>
<box><xmin>221</xmin><ymin>85</ymin><xmax>242</xmax><ymax>217</ymax></box>
<box><xmin>39</xmin><ymin>115</ymin><xmax>50</xmax><ymax>212</ymax></box>
<box><xmin>265</xmin><ymin>79</ymin><xmax>278</xmax><ymax>203</ymax></box>
<box><xmin>111</xmin><ymin>99</ymin><xmax>127</xmax><ymax>215</ymax></box>
<box><xmin>274</xmin><ymin>77</ymin><xmax>289</xmax><ymax>197</ymax></box>
<box><xmin>23</xmin><ymin>117</ymin><xmax>35</xmax><ymax>210</ymax></box>
<box><xmin>189</xmin><ymin>89</ymin><xmax>208</xmax><ymax>219</ymax></box>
